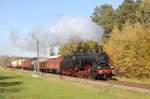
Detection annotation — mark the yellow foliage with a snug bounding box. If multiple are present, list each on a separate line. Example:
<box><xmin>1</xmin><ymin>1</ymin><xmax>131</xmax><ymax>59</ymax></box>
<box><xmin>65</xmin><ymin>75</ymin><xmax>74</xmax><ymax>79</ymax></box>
<box><xmin>59</xmin><ymin>40</ymin><xmax>100</xmax><ymax>55</ymax></box>
<box><xmin>104</xmin><ymin>23</ymin><xmax>150</xmax><ymax>78</ymax></box>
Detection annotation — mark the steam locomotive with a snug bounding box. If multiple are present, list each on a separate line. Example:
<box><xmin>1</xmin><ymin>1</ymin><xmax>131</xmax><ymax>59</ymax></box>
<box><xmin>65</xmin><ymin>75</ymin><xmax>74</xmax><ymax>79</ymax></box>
<box><xmin>10</xmin><ymin>49</ymin><xmax>116</xmax><ymax>80</ymax></box>
<box><xmin>60</xmin><ymin>50</ymin><xmax>116</xmax><ymax>80</ymax></box>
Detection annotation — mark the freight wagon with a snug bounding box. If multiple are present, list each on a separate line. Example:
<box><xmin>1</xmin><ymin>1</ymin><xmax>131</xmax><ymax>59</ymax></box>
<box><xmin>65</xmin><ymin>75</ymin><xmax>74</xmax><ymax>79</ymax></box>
<box><xmin>39</xmin><ymin>55</ymin><xmax>63</xmax><ymax>73</ymax></box>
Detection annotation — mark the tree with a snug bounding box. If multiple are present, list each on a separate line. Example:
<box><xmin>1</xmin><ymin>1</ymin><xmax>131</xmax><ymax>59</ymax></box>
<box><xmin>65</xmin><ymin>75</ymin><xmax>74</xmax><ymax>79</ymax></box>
<box><xmin>134</xmin><ymin>0</ymin><xmax>143</xmax><ymax>24</ymax></box>
<box><xmin>91</xmin><ymin>0</ymin><xmax>150</xmax><ymax>34</ymax></box>
<box><xmin>91</xmin><ymin>4</ymin><xmax>114</xmax><ymax>38</ymax></box>
<box><xmin>59</xmin><ymin>41</ymin><xmax>100</xmax><ymax>55</ymax></box>
<box><xmin>140</xmin><ymin>0</ymin><xmax>150</xmax><ymax>26</ymax></box>
<box><xmin>114</xmin><ymin>0</ymin><xmax>135</xmax><ymax>29</ymax></box>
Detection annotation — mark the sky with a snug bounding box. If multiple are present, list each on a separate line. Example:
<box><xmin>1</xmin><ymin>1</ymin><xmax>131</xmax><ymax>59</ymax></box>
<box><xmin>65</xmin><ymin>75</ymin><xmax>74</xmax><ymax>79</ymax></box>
<box><xmin>0</xmin><ymin>0</ymin><xmax>123</xmax><ymax>57</ymax></box>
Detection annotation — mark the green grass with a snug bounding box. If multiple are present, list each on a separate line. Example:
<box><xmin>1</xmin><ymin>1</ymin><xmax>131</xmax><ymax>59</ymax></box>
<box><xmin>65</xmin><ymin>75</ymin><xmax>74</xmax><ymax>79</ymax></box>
<box><xmin>0</xmin><ymin>67</ymin><xmax>150</xmax><ymax>99</ymax></box>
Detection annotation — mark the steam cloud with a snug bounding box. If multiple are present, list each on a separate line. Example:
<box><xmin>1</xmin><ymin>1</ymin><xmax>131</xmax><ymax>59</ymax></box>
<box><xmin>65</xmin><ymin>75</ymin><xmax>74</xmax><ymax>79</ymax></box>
<box><xmin>9</xmin><ymin>16</ymin><xmax>104</xmax><ymax>56</ymax></box>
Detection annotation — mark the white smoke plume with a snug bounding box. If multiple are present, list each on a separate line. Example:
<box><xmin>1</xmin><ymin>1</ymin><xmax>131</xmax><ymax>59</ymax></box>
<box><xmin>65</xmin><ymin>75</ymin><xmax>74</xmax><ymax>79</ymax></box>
<box><xmin>9</xmin><ymin>16</ymin><xmax>104</xmax><ymax>56</ymax></box>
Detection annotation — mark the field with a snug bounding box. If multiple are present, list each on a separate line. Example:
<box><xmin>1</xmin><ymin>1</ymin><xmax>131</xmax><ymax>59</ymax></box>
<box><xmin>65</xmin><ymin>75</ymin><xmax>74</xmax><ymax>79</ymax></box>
<box><xmin>0</xmin><ymin>67</ymin><xmax>150</xmax><ymax>99</ymax></box>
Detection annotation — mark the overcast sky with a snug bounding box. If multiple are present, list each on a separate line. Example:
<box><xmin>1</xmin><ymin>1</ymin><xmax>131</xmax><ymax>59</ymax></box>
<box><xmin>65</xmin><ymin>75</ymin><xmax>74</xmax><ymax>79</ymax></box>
<box><xmin>0</xmin><ymin>0</ymin><xmax>123</xmax><ymax>57</ymax></box>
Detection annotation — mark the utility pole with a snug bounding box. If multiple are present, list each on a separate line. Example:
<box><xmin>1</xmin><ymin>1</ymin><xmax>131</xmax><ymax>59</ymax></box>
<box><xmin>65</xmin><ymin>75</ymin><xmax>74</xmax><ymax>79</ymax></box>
<box><xmin>36</xmin><ymin>40</ymin><xmax>40</xmax><ymax>60</ymax></box>
<box><xmin>36</xmin><ymin>40</ymin><xmax>40</xmax><ymax>75</ymax></box>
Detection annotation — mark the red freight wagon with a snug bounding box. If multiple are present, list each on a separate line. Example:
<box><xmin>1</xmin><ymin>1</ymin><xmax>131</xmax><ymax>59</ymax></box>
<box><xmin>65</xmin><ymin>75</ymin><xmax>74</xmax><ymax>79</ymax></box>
<box><xmin>47</xmin><ymin>55</ymin><xmax>64</xmax><ymax>73</ymax></box>
<box><xmin>21</xmin><ymin>58</ymin><xmax>32</xmax><ymax>70</ymax></box>
<box><xmin>39</xmin><ymin>58</ymin><xmax>48</xmax><ymax>71</ymax></box>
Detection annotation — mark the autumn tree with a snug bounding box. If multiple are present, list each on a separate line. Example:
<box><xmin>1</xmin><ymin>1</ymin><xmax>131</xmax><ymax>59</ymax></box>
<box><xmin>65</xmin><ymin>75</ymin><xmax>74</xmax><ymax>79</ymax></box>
<box><xmin>59</xmin><ymin>41</ymin><xmax>100</xmax><ymax>55</ymax></box>
<box><xmin>140</xmin><ymin>0</ymin><xmax>150</xmax><ymax>26</ymax></box>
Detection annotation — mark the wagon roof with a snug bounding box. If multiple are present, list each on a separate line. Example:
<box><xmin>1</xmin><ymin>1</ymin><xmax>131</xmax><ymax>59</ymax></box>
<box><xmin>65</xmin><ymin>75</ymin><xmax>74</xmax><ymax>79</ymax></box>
<box><xmin>39</xmin><ymin>57</ymin><xmax>48</xmax><ymax>62</ymax></box>
<box><xmin>48</xmin><ymin>55</ymin><xmax>61</xmax><ymax>59</ymax></box>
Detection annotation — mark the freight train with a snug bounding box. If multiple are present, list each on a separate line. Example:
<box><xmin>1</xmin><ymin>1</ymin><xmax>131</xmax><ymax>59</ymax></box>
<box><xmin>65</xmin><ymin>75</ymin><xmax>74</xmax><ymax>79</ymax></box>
<box><xmin>10</xmin><ymin>49</ymin><xmax>116</xmax><ymax>80</ymax></box>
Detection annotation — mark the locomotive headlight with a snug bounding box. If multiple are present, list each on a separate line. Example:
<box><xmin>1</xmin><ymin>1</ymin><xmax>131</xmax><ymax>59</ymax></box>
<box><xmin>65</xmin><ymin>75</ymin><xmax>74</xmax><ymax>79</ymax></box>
<box><xmin>97</xmin><ymin>66</ymin><xmax>101</xmax><ymax>69</ymax></box>
<box><xmin>110</xmin><ymin>66</ymin><xmax>113</xmax><ymax>68</ymax></box>
<box><xmin>112</xmin><ymin>70</ymin><xmax>117</xmax><ymax>74</ymax></box>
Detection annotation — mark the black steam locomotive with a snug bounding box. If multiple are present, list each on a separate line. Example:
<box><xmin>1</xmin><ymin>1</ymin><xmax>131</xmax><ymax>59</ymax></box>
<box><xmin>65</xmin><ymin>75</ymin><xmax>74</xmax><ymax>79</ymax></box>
<box><xmin>60</xmin><ymin>49</ymin><xmax>116</xmax><ymax>80</ymax></box>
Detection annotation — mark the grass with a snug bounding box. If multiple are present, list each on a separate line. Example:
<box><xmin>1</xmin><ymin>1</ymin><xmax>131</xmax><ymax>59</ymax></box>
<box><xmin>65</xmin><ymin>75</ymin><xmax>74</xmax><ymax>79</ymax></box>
<box><xmin>0</xmin><ymin>67</ymin><xmax>150</xmax><ymax>99</ymax></box>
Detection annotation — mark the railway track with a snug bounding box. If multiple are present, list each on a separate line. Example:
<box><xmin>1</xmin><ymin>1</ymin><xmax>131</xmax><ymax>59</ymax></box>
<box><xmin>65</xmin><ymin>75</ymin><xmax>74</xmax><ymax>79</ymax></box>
<box><xmin>106</xmin><ymin>80</ymin><xmax>150</xmax><ymax>90</ymax></box>
<box><xmin>10</xmin><ymin>68</ymin><xmax>150</xmax><ymax>93</ymax></box>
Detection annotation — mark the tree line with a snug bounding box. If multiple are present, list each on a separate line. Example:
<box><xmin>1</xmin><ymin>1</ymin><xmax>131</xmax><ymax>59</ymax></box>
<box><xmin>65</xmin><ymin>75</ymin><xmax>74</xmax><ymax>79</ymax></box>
<box><xmin>92</xmin><ymin>0</ymin><xmax>150</xmax><ymax>39</ymax></box>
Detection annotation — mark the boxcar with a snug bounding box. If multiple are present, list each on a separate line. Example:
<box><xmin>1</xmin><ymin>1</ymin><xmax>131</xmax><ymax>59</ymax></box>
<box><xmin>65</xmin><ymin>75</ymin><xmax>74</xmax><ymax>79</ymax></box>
<box><xmin>21</xmin><ymin>58</ymin><xmax>33</xmax><ymax>70</ymax></box>
<box><xmin>39</xmin><ymin>58</ymin><xmax>48</xmax><ymax>72</ymax></box>
<box><xmin>46</xmin><ymin>55</ymin><xmax>64</xmax><ymax>73</ymax></box>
